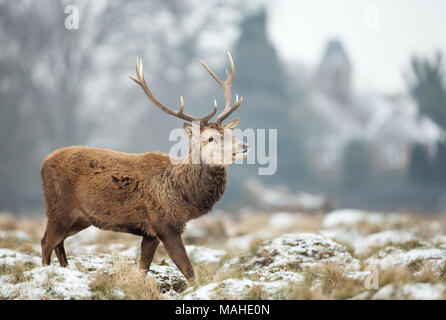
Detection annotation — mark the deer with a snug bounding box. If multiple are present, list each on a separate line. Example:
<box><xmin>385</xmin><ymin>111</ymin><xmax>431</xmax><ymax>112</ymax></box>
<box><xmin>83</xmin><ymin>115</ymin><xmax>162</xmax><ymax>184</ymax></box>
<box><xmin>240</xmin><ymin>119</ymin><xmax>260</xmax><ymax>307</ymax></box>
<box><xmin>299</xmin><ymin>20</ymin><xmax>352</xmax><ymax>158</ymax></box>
<box><xmin>40</xmin><ymin>52</ymin><xmax>248</xmax><ymax>281</ymax></box>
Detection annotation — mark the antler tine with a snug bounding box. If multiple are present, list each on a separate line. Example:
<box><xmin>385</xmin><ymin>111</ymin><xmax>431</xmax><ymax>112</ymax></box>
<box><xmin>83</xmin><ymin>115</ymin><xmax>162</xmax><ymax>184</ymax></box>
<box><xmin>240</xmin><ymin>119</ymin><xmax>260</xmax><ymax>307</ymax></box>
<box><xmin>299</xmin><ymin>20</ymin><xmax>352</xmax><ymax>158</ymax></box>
<box><xmin>129</xmin><ymin>57</ymin><xmax>217</xmax><ymax>124</ymax></box>
<box><xmin>198</xmin><ymin>51</ymin><xmax>243</xmax><ymax>123</ymax></box>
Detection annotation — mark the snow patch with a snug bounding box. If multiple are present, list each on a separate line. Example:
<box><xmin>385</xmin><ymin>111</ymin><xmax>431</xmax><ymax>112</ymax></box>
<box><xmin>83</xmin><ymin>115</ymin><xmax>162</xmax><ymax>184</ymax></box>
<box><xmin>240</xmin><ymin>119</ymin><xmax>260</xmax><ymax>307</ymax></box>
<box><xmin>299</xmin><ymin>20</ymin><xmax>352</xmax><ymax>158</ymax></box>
<box><xmin>225</xmin><ymin>231</ymin><xmax>273</xmax><ymax>251</ymax></box>
<box><xmin>0</xmin><ymin>230</ymin><xmax>32</xmax><ymax>242</ymax></box>
<box><xmin>268</xmin><ymin>212</ymin><xmax>296</xmax><ymax>229</ymax></box>
<box><xmin>371</xmin><ymin>283</ymin><xmax>446</xmax><ymax>300</ymax></box>
<box><xmin>247</xmin><ymin>233</ymin><xmax>359</xmax><ymax>270</ymax></box>
<box><xmin>354</xmin><ymin>230</ymin><xmax>428</xmax><ymax>255</ymax></box>
<box><xmin>69</xmin><ymin>244</ymin><xmax>99</xmax><ymax>255</ymax></box>
<box><xmin>67</xmin><ymin>254</ymin><xmax>133</xmax><ymax>274</ymax></box>
<box><xmin>245</xmin><ymin>269</ymin><xmax>304</xmax><ymax>283</ymax></box>
<box><xmin>106</xmin><ymin>244</ymin><xmax>139</xmax><ymax>258</ymax></box>
<box><xmin>65</xmin><ymin>227</ymin><xmax>101</xmax><ymax>246</ymax></box>
<box><xmin>182</xmin><ymin>278</ymin><xmax>288</xmax><ymax>300</ymax></box>
<box><xmin>322</xmin><ymin>209</ymin><xmax>405</xmax><ymax>228</ymax></box>
<box><xmin>321</xmin><ymin>228</ymin><xmax>431</xmax><ymax>256</ymax></box>
<box><xmin>432</xmin><ymin>235</ymin><xmax>446</xmax><ymax>249</ymax></box>
<box><xmin>366</xmin><ymin>247</ymin><xmax>446</xmax><ymax>269</ymax></box>
<box><xmin>186</xmin><ymin>245</ymin><xmax>226</xmax><ymax>264</ymax></box>
<box><xmin>0</xmin><ymin>266</ymin><xmax>91</xmax><ymax>300</ymax></box>
<box><xmin>147</xmin><ymin>265</ymin><xmax>188</xmax><ymax>293</ymax></box>
<box><xmin>0</xmin><ymin>249</ymin><xmax>40</xmax><ymax>266</ymax></box>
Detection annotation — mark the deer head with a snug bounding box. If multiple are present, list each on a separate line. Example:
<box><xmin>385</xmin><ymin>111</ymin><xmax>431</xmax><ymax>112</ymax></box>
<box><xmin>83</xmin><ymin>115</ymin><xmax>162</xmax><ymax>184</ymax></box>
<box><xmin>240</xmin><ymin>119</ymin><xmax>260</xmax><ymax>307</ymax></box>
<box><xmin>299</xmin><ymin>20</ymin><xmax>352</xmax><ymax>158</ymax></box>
<box><xmin>129</xmin><ymin>52</ymin><xmax>248</xmax><ymax>166</ymax></box>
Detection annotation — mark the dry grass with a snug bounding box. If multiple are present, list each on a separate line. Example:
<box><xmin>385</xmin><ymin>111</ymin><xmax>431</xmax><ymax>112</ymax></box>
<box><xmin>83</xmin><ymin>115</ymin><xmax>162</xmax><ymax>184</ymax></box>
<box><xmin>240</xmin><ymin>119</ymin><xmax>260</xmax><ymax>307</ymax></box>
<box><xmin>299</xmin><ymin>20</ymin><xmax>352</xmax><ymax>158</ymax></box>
<box><xmin>227</xmin><ymin>212</ymin><xmax>324</xmax><ymax>238</ymax></box>
<box><xmin>285</xmin><ymin>260</ymin><xmax>446</xmax><ymax>300</ymax></box>
<box><xmin>286</xmin><ymin>282</ymin><xmax>325</xmax><ymax>299</ymax></box>
<box><xmin>184</xmin><ymin>217</ymin><xmax>229</xmax><ymax>245</ymax></box>
<box><xmin>0</xmin><ymin>237</ymin><xmax>39</xmax><ymax>255</ymax></box>
<box><xmin>378</xmin><ymin>264</ymin><xmax>442</xmax><ymax>287</ymax></box>
<box><xmin>90</xmin><ymin>261</ymin><xmax>163</xmax><ymax>300</ymax></box>
<box><xmin>0</xmin><ymin>212</ymin><xmax>44</xmax><ymax>240</ymax></box>
<box><xmin>294</xmin><ymin>263</ymin><xmax>365</xmax><ymax>299</ymax></box>
<box><xmin>0</xmin><ymin>262</ymin><xmax>35</xmax><ymax>284</ymax></box>
<box><xmin>193</xmin><ymin>264</ymin><xmax>221</xmax><ymax>287</ymax></box>
<box><xmin>359</xmin><ymin>239</ymin><xmax>429</xmax><ymax>260</ymax></box>
<box><xmin>91</xmin><ymin>230</ymin><xmax>140</xmax><ymax>247</ymax></box>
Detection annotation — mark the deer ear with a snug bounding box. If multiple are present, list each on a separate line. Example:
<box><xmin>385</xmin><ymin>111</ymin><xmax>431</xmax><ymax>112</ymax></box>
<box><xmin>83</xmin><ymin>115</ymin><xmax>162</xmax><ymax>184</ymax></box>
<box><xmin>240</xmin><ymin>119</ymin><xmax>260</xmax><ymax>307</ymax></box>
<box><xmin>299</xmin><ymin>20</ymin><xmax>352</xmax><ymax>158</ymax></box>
<box><xmin>183</xmin><ymin>122</ymin><xmax>193</xmax><ymax>138</ymax></box>
<box><xmin>223</xmin><ymin>118</ymin><xmax>239</xmax><ymax>130</ymax></box>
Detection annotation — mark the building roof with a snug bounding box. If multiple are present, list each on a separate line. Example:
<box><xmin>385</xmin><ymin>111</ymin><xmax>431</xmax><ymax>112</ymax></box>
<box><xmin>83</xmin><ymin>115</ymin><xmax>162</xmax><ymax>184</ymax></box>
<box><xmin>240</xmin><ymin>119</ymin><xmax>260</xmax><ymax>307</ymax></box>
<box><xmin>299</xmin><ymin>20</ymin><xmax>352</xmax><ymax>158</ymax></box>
<box><xmin>310</xmin><ymin>91</ymin><xmax>445</xmax><ymax>153</ymax></box>
<box><xmin>309</xmin><ymin>39</ymin><xmax>445</xmax><ymax>154</ymax></box>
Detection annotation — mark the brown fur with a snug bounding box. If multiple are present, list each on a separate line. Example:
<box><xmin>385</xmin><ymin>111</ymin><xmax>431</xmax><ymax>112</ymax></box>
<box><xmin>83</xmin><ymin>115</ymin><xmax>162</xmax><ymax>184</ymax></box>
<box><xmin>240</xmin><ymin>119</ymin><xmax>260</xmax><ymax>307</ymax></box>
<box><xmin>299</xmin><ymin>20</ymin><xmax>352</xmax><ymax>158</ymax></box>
<box><xmin>40</xmin><ymin>123</ymin><xmax>229</xmax><ymax>280</ymax></box>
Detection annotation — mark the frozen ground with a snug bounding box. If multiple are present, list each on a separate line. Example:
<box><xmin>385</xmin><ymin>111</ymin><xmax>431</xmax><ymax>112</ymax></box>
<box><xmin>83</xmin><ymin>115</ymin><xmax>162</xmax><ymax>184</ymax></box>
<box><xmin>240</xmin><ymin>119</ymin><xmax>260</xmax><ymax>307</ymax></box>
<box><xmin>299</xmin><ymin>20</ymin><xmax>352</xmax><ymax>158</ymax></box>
<box><xmin>0</xmin><ymin>209</ymin><xmax>445</xmax><ymax>300</ymax></box>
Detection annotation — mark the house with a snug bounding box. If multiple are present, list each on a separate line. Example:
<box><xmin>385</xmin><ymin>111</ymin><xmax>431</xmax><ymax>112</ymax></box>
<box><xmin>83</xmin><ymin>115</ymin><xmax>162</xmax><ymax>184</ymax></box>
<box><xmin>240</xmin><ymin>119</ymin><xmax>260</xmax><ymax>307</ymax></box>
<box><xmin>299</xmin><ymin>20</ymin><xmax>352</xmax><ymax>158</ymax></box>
<box><xmin>306</xmin><ymin>40</ymin><xmax>444</xmax><ymax>179</ymax></box>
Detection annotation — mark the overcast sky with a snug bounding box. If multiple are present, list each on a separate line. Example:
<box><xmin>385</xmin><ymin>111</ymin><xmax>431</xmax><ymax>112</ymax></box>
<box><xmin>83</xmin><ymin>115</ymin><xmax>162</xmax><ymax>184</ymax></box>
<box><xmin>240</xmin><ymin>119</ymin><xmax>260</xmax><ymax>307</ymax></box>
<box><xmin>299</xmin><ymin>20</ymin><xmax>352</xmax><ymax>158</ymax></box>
<box><xmin>266</xmin><ymin>0</ymin><xmax>446</xmax><ymax>93</ymax></box>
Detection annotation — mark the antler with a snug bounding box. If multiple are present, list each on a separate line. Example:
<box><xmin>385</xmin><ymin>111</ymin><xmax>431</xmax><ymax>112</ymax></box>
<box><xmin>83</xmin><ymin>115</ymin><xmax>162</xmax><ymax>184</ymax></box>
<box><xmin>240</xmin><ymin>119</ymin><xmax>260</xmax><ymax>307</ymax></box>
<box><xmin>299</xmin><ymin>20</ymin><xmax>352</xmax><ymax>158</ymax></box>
<box><xmin>129</xmin><ymin>57</ymin><xmax>217</xmax><ymax>124</ymax></box>
<box><xmin>198</xmin><ymin>51</ymin><xmax>244</xmax><ymax>123</ymax></box>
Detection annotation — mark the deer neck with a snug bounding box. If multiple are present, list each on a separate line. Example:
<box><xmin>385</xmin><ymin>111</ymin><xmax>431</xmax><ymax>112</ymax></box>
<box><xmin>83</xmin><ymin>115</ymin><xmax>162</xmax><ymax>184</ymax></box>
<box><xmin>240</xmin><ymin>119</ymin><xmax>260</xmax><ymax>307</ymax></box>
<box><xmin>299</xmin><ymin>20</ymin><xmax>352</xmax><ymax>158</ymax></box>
<box><xmin>173</xmin><ymin>155</ymin><xmax>227</xmax><ymax>216</ymax></box>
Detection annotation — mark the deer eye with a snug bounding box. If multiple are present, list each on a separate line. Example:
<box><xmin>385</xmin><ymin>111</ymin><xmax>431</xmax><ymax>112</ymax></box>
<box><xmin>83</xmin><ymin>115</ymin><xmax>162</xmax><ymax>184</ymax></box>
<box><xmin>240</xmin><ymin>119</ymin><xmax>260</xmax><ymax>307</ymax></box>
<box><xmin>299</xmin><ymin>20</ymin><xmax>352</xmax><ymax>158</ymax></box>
<box><xmin>208</xmin><ymin>137</ymin><xmax>214</xmax><ymax>142</ymax></box>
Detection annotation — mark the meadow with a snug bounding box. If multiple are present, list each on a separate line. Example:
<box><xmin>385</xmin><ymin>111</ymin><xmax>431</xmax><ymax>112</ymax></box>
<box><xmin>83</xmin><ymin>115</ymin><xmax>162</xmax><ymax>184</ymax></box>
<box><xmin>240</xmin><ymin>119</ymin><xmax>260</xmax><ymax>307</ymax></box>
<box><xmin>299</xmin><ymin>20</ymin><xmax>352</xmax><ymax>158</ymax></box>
<box><xmin>1</xmin><ymin>208</ymin><xmax>446</xmax><ymax>300</ymax></box>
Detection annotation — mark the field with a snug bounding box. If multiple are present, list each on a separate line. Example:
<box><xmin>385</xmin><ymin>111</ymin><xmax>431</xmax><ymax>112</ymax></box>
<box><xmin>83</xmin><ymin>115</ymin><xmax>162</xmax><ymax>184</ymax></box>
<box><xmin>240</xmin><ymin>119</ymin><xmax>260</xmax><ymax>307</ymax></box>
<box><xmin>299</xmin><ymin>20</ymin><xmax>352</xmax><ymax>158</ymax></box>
<box><xmin>1</xmin><ymin>209</ymin><xmax>446</xmax><ymax>300</ymax></box>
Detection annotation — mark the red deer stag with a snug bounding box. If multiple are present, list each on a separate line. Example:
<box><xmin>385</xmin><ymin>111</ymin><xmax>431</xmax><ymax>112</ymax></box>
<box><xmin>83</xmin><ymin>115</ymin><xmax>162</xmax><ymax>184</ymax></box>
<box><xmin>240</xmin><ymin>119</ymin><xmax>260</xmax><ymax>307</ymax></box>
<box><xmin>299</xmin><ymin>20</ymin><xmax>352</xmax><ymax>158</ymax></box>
<box><xmin>40</xmin><ymin>52</ymin><xmax>247</xmax><ymax>280</ymax></box>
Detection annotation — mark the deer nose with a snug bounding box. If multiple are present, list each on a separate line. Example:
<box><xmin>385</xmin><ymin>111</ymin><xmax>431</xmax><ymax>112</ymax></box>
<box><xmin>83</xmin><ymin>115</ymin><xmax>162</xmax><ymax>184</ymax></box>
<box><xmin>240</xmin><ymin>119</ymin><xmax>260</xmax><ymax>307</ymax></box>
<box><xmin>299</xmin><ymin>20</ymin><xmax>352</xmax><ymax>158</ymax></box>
<box><xmin>243</xmin><ymin>143</ymin><xmax>249</xmax><ymax>152</ymax></box>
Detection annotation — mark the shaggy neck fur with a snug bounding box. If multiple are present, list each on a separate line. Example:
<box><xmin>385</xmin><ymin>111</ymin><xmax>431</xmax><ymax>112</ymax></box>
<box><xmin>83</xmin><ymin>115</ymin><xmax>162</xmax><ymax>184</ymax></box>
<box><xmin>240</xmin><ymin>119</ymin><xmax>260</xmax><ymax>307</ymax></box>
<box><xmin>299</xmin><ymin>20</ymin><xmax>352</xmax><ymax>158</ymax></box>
<box><xmin>173</xmin><ymin>163</ymin><xmax>226</xmax><ymax>216</ymax></box>
<box><xmin>170</xmin><ymin>148</ymin><xmax>227</xmax><ymax>218</ymax></box>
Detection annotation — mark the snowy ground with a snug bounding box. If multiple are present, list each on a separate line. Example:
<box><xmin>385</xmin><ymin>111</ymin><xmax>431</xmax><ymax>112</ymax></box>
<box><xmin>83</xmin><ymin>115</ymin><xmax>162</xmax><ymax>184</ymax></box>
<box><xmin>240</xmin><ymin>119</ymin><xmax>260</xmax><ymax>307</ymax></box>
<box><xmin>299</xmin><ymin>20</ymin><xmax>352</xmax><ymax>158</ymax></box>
<box><xmin>0</xmin><ymin>209</ymin><xmax>446</xmax><ymax>300</ymax></box>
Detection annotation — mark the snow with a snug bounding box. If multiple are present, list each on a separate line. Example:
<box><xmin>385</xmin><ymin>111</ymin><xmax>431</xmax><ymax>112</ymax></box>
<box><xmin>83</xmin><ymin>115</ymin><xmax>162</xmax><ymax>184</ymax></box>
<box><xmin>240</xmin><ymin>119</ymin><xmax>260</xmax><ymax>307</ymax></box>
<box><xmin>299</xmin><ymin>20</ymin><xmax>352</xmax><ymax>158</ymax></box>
<box><xmin>69</xmin><ymin>244</ymin><xmax>99</xmax><ymax>255</ymax></box>
<box><xmin>321</xmin><ymin>228</ymin><xmax>434</xmax><ymax>257</ymax></box>
<box><xmin>319</xmin><ymin>228</ymin><xmax>365</xmax><ymax>249</ymax></box>
<box><xmin>147</xmin><ymin>265</ymin><xmax>187</xmax><ymax>293</ymax></box>
<box><xmin>245</xmin><ymin>269</ymin><xmax>304</xmax><ymax>283</ymax></box>
<box><xmin>182</xmin><ymin>282</ymin><xmax>220</xmax><ymax>300</ymax></box>
<box><xmin>224</xmin><ymin>231</ymin><xmax>273</xmax><ymax>251</ymax></box>
<box><xmin>247</xmin><ymin>233</ymin><xmax>359</xmax><ymax>270</ymax></box>
<box><xmin>322</xmin><ymin>209</ymin><xmax>406</xmax><ymax>228</ymax></box>
<box><xmin>0</xmin><ymin>249</ymin><xmax>41</xmax><ymax>266</ymax></box>
<box><xmin>244</xmin><ymin>179</ymin><xmax>329</xmax><ymax>211</ymax></box>
<box><xmin>67</xmin><ymin>254</ymin><xmax>128</xmax><ymax>274</ymax></box>
<box><xmin>69</xmin><ymin>243</ymin><xmax>139</xmax><ymax>258</ymax></box>
<box><xmin>0</xmin><ymin>266</ymin><xmax>92</xmax><ymax>300</ymax></box>
<box><xmin>268</xmin><ymin>212</ymin><xmax>296</xmax><ymax>229</ymax></box>
<box><xmin>65</xmin><ymin>227</ymin><xmax>101</xmax><ymax>246</ymax></box>
<box><xmin>107</xmin><ymin>244</ymin><xmax>139</xmax><ymax>258</ymax></box>
<box><xmin>366</xmin><ymin>247</ymin><xmax>446</xmax><ymax>269</ymax></box>
<box><xmin>432</xmin><ymin>235</ymin><xmax>446</xmax><ymax>249</ymax></box>
<box><xmin>222</xmin><ymin>233</ymin><xmax>360</xmax><ymax>287</ymax></box>
<box><xmin>345</xmin><ymin>270</ymin><xmax>373</xmax><ymax>281</ymax></box>
<box><xmin>181</xmin><ymin>278</ymin><xmax>288</xmax><ymax>300</ymax></box>
<box><xmin>185</xmin><ymin>245</ymin><xmax>226</xmax><ymax>264</ymax></box>
<box><xmin>1</xmin><ymin>209</ymin><xmax>446</xmax><ymax>300</ymax></box>
<box><xmin>370</xmin><ymin>283</ymin><xmax>446</xmax><ymax>300</ymax></box>
<box><xmin>353</xmin><ymin>230</ymin><xmax>427</xmax><ymax>255</ymax></box>
<box><xmin>0</xmin><ymin>230</ymin><xmax>32</xmax><ymax>241</ymax></box>
<box><xmin>295</xmin><ymin>193</ymin><xmax>328</xmax><ymax>211</ymax></box>
<box><xmin>222</xmin><ymin>232</ymin><xmax>364</xmax><ymax>293</ymax></box>
<box><xmin>183</xmin><ymin>220</ymin><xmax>207</xmax><ymax>241</ymax></box>
<box><xmin>0</xmin><ymin>252</ymin><xmax>188</xmax><ymax>299</ymax></box>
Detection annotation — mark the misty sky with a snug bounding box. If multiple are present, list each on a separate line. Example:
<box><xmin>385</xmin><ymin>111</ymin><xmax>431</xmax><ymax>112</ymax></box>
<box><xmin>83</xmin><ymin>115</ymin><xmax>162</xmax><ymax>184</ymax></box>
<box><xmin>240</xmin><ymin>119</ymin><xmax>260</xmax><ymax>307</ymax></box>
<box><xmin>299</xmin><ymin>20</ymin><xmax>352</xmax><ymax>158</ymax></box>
<box><xmin>266</xmin><ymin>0</ymin><xmax>446</xmax><ymax>93</ymax></box>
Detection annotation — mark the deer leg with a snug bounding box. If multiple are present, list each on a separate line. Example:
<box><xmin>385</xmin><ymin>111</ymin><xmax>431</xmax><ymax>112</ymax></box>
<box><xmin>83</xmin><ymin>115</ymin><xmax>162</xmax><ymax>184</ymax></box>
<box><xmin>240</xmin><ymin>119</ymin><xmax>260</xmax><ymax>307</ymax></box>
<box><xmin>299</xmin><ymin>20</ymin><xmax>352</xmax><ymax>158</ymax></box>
<box><xmin>160</xmin><ymin>231</ymin><xmax>194</xmax><ymax>281</ymax></box>
<box><xmin>139</xmin><ymin>235</ymin><xmax>160</xmax><ymax>271</ymax></box>
<box><xmin>41</xmin><ymin>230</ymin><xmax>52</xmax><ymax>265</ymax></box>
<box><xmin>54</xmin><ymin>241</ymin><xmax>68</xmax><ymax>267</ymax></box>
<box><xmin>41</xmin><ymin>226</ymin><xmax>64</xmax><ymax>266</ymax></box>
<box><xmin>41</xmin><ymin>216</ymin><xmax>90</xmax><ymax>266</ymax></box>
